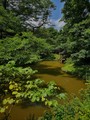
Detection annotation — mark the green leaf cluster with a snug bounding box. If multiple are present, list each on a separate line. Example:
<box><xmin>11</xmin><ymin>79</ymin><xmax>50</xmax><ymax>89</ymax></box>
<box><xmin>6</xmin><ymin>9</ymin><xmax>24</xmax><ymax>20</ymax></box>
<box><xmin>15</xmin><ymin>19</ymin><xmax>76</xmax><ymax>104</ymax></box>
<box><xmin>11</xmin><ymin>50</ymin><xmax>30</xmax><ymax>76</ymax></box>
<box><xmin>55</xmin><ymin>0</ymin><xmax>90</xmax><ymax>79</ymax></box>
<box><xmin>40</xmin><ymin>83</ymin><xmax>90</xmax><ymax>120</ymax></box>
<box><xmin>0</xmin><ymin>32</ymin><xmax>53</xmax><ymax>65</ymax></box>
<box><xmin>0</xmin><ymin>5</ymin><xmax>22</xmax><ymax>38</ymax></box>
<box><xmin>0</xmin><ymin>61</ymin><xmax>66</xmax><ymax>114</ymax></box>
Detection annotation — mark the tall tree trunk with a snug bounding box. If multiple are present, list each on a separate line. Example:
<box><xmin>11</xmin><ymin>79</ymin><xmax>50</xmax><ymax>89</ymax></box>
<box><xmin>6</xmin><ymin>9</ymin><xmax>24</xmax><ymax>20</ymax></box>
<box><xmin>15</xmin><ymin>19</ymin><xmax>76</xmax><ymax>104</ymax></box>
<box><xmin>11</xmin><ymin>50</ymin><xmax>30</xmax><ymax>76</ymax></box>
<box><xmin>0</xmin><ymin>30</ymin><xmax>3</xmax><ymax>39</ymax></box>
<box><xmin>2</xmin><ymin>0</ymin><xmax>7</xmax><ymax>9</ymax></box>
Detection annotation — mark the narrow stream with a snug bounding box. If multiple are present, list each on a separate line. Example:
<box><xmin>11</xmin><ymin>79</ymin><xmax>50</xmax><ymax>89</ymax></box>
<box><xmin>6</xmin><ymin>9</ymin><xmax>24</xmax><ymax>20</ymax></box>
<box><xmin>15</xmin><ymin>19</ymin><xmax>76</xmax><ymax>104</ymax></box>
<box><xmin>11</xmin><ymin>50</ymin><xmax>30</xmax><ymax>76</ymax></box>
<box><xmin>2</xmin><ymin>61</ymin><xmax>86</xmax><ymax>120</ymax></box>
<box><xmin>34</xmin><ymin>61</ymin><xmax>85</xmax><ymax>95</ymax></box>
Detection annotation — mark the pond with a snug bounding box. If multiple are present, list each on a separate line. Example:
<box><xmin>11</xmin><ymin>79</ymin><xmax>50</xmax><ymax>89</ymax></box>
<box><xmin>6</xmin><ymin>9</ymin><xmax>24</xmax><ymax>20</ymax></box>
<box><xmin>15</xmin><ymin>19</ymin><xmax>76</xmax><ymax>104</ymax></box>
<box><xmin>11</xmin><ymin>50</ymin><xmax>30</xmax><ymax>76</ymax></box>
<box><xmin>1</xmin><ymin>61</ymin><xmax>86</xmax><ymax>120</ymax></box>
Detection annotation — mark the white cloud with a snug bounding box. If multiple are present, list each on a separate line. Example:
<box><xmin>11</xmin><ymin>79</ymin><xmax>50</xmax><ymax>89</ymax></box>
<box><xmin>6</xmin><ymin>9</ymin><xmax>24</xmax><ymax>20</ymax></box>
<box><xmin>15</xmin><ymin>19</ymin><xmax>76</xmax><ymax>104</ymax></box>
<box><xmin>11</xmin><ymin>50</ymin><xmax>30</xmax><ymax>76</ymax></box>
<box><xmin>25</xmin><ymin>18</ymin><xmax>43</xmax><ymax>28</ymax></box>
<box><xmin>25</xmin><ymin>17</ymin><xmax>65</xmax><ymax>30</ymax></box>
<box><xmin>50</xmin><ymin>19</ymin><xmax>66</xmax><ymax>30</ymax></box>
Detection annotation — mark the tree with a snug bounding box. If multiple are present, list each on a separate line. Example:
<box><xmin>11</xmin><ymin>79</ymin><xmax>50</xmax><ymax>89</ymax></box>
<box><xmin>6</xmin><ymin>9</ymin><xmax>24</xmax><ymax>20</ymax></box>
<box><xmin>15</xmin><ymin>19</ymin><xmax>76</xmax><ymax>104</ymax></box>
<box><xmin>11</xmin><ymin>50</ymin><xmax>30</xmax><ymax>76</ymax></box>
<box><xmin>0</xmin><ymin>61</ymin><xmax>66</xmax><ymax>120</ymax></box>
<box><xmin>57</xmin><ymin>0</ymin><xmax>90</xmax><ymax>78</ymax></box>
<box><xmin>0</xmin><ymin>32</ymin><xmax>53</xmax><ymax>65</ymax></box>
<box><xmin>34</xmin><ymin>27</ymin><xmax>58</xmax><ymax>45</ymax></box>
<box><xmin>3</xmin><ymin>0</ymin><xmax>55</xmax><ymax>31</ymax></box>
<box><xmin>40</xmin><ymin>82</ymin><xmax>90</xmax><ymax>120</ymax></box>
<box><xmin>61</xmin><ymin>0</ymin><xmax>90</xmax><ymax>25</ymax></box>
<box><xmin>0</xmin><ymin>5</ymin><xmax>22</xmax><ymax>38</ymax></box>
<box><xmin>2</xmin><ymin>0</ymin><xmax>8</xmax><ymax>9</ymax></box>
<box><xmin>0</xmin><ymin>0</ymin><xmax>55</xmax><ymax>38</ymax></box>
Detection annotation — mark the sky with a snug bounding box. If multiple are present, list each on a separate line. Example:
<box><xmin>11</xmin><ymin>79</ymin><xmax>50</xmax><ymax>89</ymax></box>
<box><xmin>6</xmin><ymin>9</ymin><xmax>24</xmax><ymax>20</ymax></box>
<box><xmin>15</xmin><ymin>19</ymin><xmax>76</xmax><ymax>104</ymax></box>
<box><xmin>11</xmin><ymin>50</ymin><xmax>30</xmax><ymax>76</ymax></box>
<box><xmin>50</xmin><ymin>0</ymin><xmax>65</xmax><ymax>30</ymax></box>
<box><xmin>28</xmin><ymin>0</ymin><xmax>65</xmax><ymax>30</ymax></box>
<box><xmin>51</xmin><ymin>0</ymin><xmax>64</xmax><ymax>20</ymax></box>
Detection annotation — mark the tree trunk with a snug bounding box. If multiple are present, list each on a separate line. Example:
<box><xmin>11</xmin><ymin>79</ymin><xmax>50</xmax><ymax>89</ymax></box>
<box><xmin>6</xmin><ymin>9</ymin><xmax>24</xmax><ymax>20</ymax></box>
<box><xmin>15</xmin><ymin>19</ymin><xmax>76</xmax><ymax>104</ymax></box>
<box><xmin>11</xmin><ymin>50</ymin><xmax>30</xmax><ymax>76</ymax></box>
<box><xmin>0</xmin><ymin>30</ymin><xmax>3</xmax><ymax>39</ymax></box>
<box><xmin>2</xmin><ymin>0</ymin><xmax>7</xmax><ymax>9</ymax></box>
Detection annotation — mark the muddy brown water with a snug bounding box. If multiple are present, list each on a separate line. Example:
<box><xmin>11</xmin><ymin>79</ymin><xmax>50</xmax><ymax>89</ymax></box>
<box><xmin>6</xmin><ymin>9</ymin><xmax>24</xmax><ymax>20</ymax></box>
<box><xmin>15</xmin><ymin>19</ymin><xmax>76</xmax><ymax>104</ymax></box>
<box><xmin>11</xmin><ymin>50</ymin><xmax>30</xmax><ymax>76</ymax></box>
<box><xmin>1</xmin><ymin>61</ymin><xmax>86</xmax><ymax>120</ymax></box>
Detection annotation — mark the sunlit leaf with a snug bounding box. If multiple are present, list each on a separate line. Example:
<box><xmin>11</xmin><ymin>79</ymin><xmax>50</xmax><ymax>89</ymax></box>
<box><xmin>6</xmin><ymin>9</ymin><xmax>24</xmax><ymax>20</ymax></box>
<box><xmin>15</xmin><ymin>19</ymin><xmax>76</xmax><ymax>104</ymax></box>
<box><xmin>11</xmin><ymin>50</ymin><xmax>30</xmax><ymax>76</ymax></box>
<box><xmin>8</xmin><ymin>98</ymin><xmax>15</xmax><ymax>104</ymax></box>
<box><xmin>57</xmin><ymin>93</ymin><xmax>66</xmax><ymax>99</ymax></box>
<box><xmin>16</xmin><ymin>93</ymin><xmax>21</xmax><ymax>98</ymax></box>
<box><xmin>0</xmin><ymin>107</ymin><xmax>6</xmax><ymax>113</ymax></box>
<box><xmin>41</xmin><ymin>97</ymin><xmax>45</xmax><ymax>102</ymax></box>
<box><xmin>48</xmin><ymin>101</ymin><xmax>52</xmax><ymax>106</ymax></box>
<box><xmin>3</xmin><ymin>99</ymin><xmax>8</xmax><ymax>105</ymax></box>
<box><xmin>12</xmin><ymin>91</ymin><xmax>18</xmax><ymax>95</ymax></box>
<box><xmin>9</xmin><ymin>85</ymin><xmax>14</xmax><ymax>90</ymax></box>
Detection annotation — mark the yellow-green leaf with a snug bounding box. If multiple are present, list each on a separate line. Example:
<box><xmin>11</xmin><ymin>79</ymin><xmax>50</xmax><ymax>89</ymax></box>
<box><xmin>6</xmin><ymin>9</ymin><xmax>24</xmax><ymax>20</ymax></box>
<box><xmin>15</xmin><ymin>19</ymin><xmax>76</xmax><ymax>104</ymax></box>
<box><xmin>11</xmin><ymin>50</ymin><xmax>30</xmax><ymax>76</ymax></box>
<box><xmin>3</xmin><ymin>99</ymin><xmax>8</xmax><ymax>105</ymax></box>
<box><xmin>41</xmin><ymin>97</ymin><xmax>45</xmax><ymax>102</ymax></box>
<box><xmin>9</xmin><ymin>85</ymin><xmax>14</xmax><ymax>90</ymax></box>
<box><xmin>0</xmin><ymin>107</ymin><xmax>6</xmax><ymax>113</ymax></box>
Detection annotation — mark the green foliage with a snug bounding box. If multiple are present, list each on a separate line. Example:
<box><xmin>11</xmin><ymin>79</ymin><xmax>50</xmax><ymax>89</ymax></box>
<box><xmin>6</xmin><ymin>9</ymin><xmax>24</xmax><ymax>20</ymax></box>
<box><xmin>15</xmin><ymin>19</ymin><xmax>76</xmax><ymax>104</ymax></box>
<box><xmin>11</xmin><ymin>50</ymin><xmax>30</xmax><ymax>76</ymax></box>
<box><xmin>61</xmin><ymin>0</ymin><xmax>90</xmax><ymax>24</ymax></box>
<box><xmin>68</xmin><ymin>17</ymin><xmax>90</xmax><ymax>64</ymax></box>
<box><xmin>4</xmin><ymin>0</ymin><xmax>54</xmax><ymax>31</ymax></box>
<box><xmin>0</xmin><ymin>0</ymin><xmax>90</xmax><ymax>119</ymax></box>
<box><xmin>54</xmin><ymin>54</ymin><xmax>60</xmax><ymax>60</ymax></box>
<box><xmin>61</xmin><ymin>59</ymin><xmax>90</xmax><ymax>80</ymax></box>
<box><xmin>0</xmin><ymin>61</ymin><xmax>66</xmax><ymax>115</ymax></box>
<box><xmin>61</xmin><ymin>58</ymin><xmax>76</xmax><ymax>74</ymax></box>
<box><xmin>75</xmin><ymin>65</ymin><xmax>90</xmax><ymax>80</ymax></box>
<box><xmin>12</xmin><ymin>80</ymin><xmax>63</xmax><ymax>107</ymax></box>
<box><xmin>59</xmin><ymin>17</ymin><xmax>90</xmax><ymax>79</ymax></box>
<box><xmin>0</xmin><ymin>32</ymin><xmax>53</xmax><ymax>65</ymax></box>
<box><xmin>34</xmin><ymin>27</ymin><xmax>59</xmax><ymax>56</ymax></box>
<box><xmin>0</xmin><ymin>61</ymin><xmax>36</xmax><ymax>81</ymax></box>
<box><xmin>0</xmin><ymin>60</ymin><xmax>37</xmax><ymax>100</ymax></box>
<box><xmin>0</xmin><ymin>5</ymin><xmax>22</xmax><ymax>38</ymax></box>
<box><xmin>56</xmin><ymin>1</ymin><xmax>90</xmax><ymax>78</ymax></box>
<box><xmin>0</xmin><ymin>0</ymin><xmax>55</xmax><ymax>38</ymax></box>
<box><xmin>34</xmin><ymin>27</ymin><xmax>58</xmax><ymax>45</ymax></box>
<box><xmin>40</xmin><ymin>83</ymin><xmax>90</xmax><ymax>120</ymax></box>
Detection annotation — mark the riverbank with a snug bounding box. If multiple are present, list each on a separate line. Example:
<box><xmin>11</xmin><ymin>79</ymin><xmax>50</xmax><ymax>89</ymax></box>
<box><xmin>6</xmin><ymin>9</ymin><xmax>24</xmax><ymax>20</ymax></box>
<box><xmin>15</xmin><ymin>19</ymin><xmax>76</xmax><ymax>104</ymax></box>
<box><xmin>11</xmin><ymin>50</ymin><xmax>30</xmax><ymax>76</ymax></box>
<box><xmin>0</xmin><ymin>61</ymin><xmax>86</xmax><ymax>120</ymax></box>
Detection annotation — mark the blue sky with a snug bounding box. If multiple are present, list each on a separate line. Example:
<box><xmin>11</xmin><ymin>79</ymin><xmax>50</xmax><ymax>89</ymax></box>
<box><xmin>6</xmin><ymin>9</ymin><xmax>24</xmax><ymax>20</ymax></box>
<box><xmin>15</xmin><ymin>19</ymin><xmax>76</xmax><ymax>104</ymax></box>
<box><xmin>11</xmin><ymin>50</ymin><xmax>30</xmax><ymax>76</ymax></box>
<box><xmin>51</xmin><ymin>0</ymin><xmax>64</xmax><ymax>20</ymax></box>
<box><xmin>31</xmin><ymin>0</ymin><xmax>65</xmax><ymax>30</ymax></box>
<box><xmin>49</xmin><ymin>0</ymin><xmax>65</xmax><ymax>30</ymax></box>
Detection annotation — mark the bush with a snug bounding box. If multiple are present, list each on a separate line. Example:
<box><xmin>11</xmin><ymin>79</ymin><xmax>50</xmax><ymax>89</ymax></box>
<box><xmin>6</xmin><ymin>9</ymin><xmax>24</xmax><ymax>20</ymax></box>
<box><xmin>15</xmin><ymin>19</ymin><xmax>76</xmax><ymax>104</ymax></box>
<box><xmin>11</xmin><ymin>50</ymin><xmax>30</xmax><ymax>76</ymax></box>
<box><xmin>40</xmin><ymin>82</ymin><xmax>90</xmax><ymax>120</ymax></box>
<box><xmin>0</xmin><ymin>32</ymin><xmax>53</xmax><ymax>65</ymax></box>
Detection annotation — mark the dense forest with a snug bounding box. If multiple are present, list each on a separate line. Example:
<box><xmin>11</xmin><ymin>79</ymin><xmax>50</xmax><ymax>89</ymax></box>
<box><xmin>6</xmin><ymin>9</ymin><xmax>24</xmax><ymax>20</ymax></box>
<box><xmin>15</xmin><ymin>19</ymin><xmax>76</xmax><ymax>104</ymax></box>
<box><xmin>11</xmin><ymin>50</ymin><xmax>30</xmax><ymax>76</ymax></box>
<box><xmin>0</xmin><ymin>0</ymin><xmax>90</xmax><ymax>120</ymax></box>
